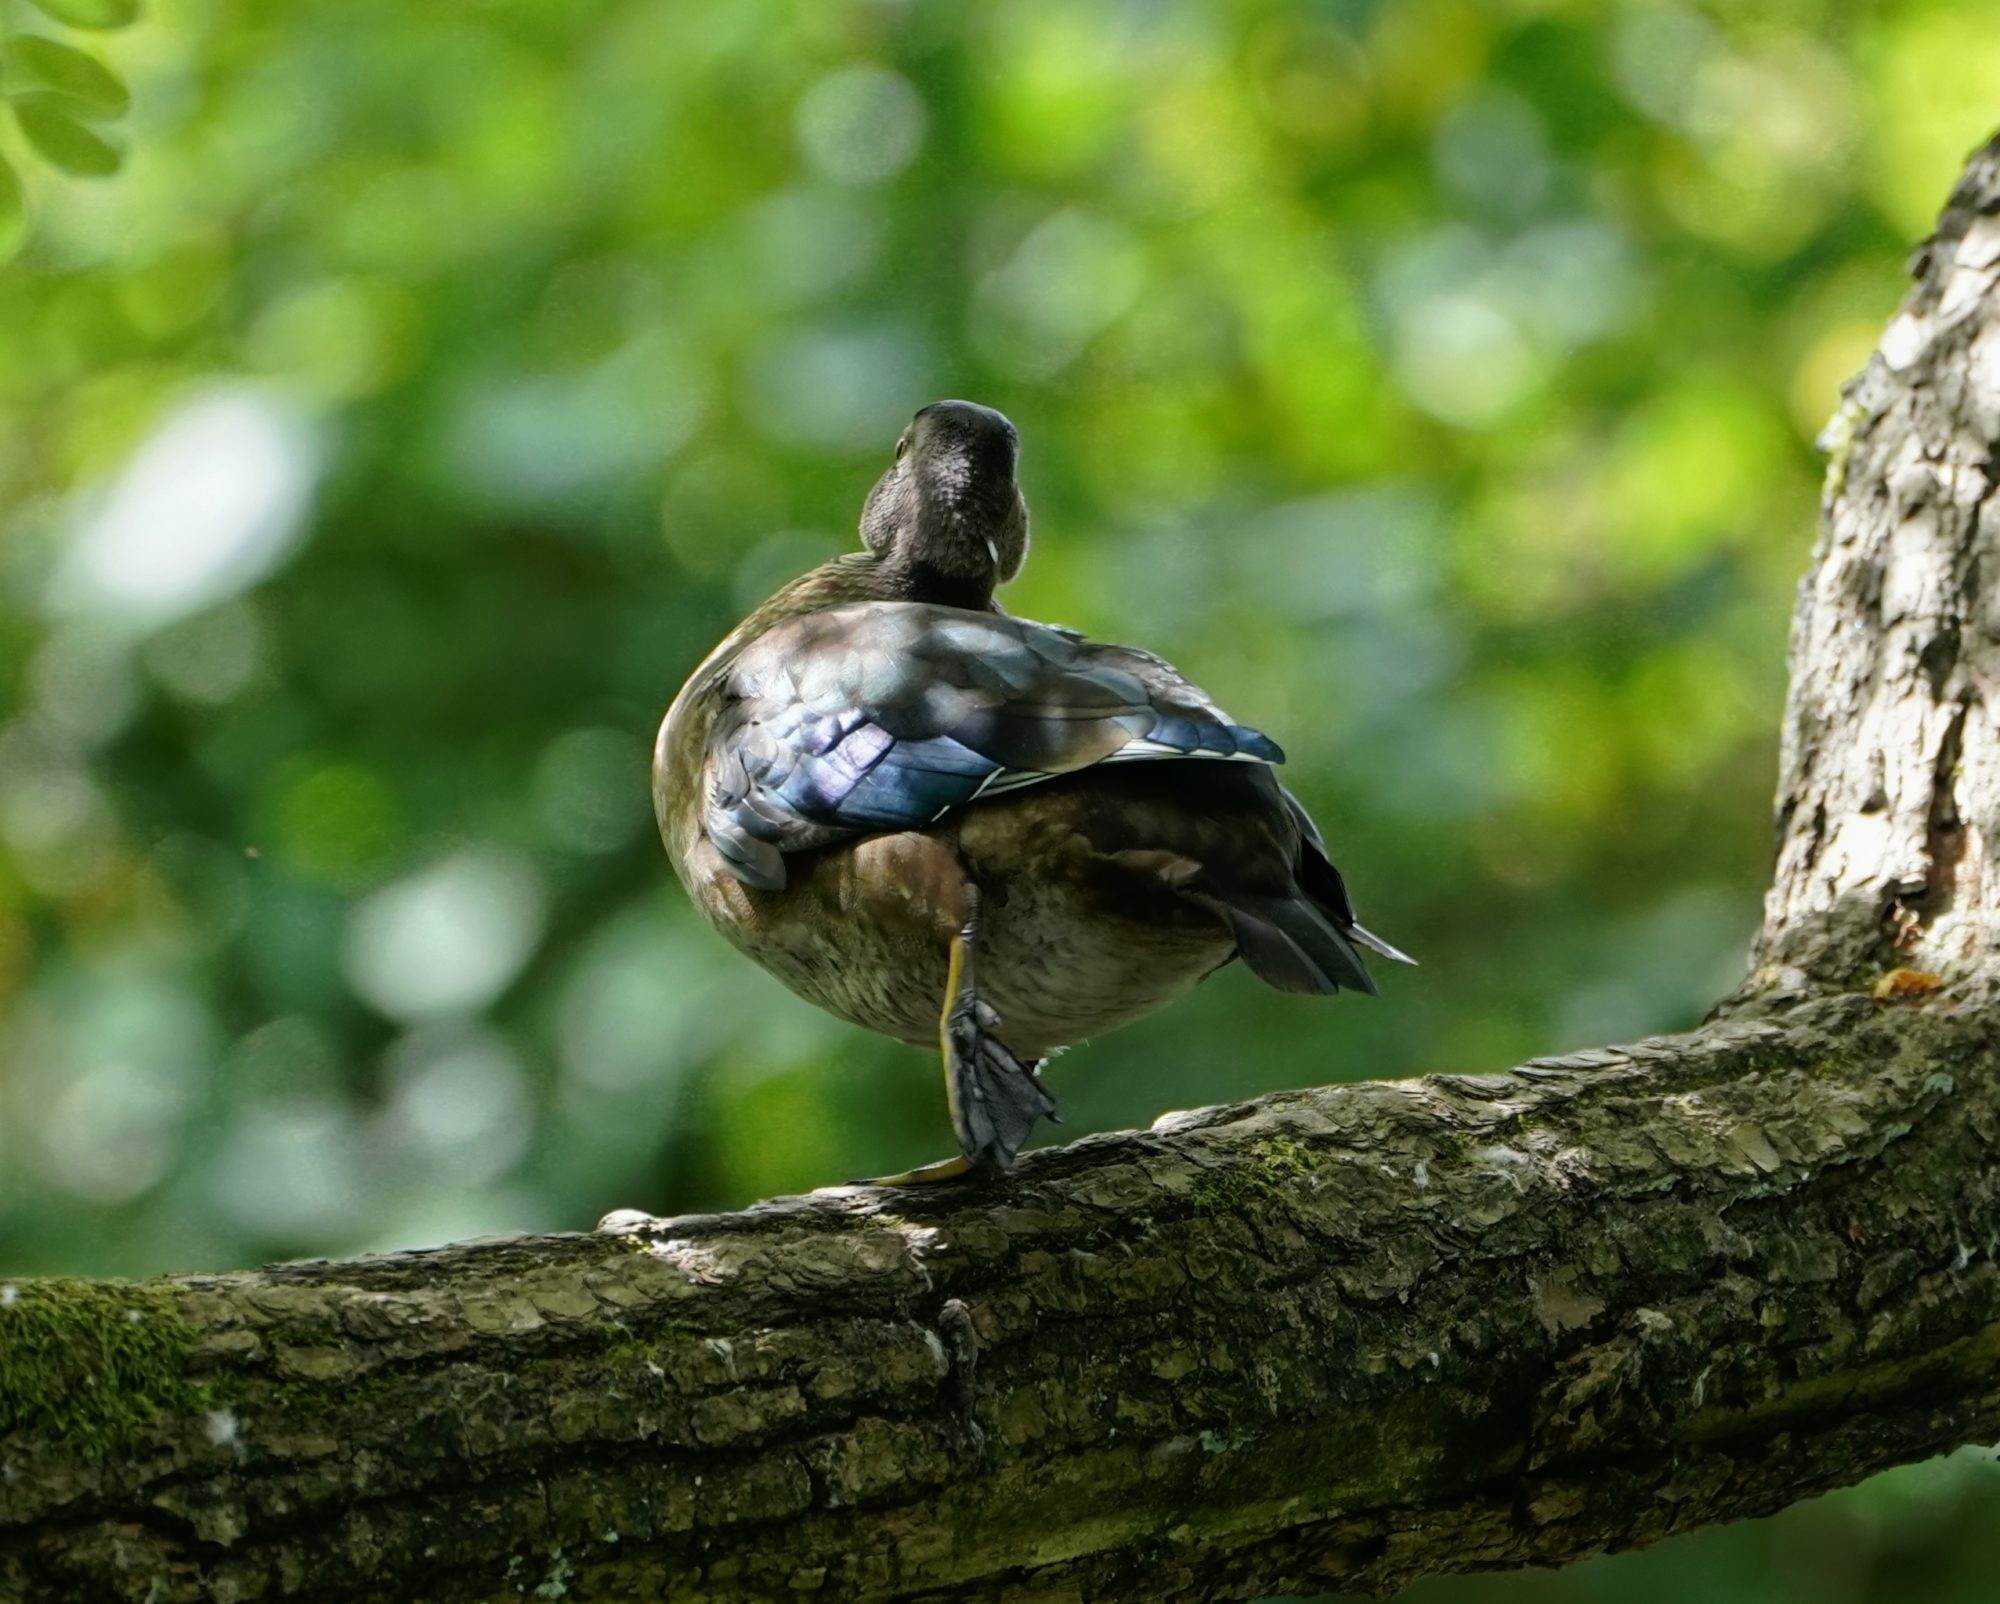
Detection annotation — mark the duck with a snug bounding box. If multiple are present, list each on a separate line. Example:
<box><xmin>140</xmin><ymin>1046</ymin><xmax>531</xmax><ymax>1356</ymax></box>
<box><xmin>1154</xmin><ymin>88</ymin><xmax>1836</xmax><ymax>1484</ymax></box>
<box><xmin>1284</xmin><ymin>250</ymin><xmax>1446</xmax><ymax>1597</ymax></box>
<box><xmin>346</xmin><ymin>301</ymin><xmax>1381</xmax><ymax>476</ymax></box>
<box><xmin>654</xmin><ymin>400</ymin><xmax>1410</xmax><ymax>1184</ymax></box>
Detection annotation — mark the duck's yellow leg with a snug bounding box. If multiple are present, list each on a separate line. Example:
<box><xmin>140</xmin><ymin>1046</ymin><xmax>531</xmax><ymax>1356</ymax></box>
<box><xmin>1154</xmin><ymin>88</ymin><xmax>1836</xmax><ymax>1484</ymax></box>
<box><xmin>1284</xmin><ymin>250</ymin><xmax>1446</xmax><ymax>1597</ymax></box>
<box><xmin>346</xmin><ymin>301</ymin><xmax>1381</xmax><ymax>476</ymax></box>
<box><xmin>862</xmin><ymin>899</ymin><xmax>1055</xmax><ymax>1187</ymax></box>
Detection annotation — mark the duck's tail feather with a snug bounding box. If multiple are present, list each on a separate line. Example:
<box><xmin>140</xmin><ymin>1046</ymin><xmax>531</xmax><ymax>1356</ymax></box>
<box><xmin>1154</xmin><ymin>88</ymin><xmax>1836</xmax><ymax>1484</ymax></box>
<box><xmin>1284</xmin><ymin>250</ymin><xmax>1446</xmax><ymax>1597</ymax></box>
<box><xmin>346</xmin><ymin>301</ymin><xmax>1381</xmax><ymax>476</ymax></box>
<box><xmin>1348</xmin><ymin>921</ymin><xmax>1416</xmax><ymax>967</ymax></box>
<box><xmin>1292</xmin><ymin>829</ymin><xmax>1417</xmax><ymax>970</ymax></box>
<box><xmin>1203</xmin><ymin>893</ymin><xmax>1380</xmax><ymax>997</ymax></box>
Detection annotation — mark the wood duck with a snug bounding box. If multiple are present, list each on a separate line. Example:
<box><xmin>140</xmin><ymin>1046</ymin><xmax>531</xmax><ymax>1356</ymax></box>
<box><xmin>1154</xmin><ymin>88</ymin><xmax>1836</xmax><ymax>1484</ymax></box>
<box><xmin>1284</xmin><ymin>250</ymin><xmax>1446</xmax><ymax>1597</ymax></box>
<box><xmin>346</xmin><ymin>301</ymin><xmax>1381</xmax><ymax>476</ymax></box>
<box><xmin>655</xmin><ymin>400</ymin><xmax>1410</xmax><ymax>1184</ymax></box>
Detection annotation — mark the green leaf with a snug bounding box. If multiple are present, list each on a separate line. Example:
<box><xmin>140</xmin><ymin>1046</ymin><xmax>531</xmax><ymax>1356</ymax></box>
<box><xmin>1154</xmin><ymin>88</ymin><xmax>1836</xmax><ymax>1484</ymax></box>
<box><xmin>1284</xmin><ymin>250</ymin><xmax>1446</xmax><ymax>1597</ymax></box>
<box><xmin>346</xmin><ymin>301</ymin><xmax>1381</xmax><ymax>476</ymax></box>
<box><xmin>21</xmin><ymin>0</ymin><xmax>141</xmax><ymax>30</ymax></box>
<box><xmin>12</xmin><ymin>94</ymin><xmax>121</xmax><ymax>176</ymax></box>
<box><xmin>3</xmin><ymin>36</ymin><xmax>130</xmax><ymax>118</ymax></box>
<box><xmin>0</xmin><ymin>155</ymin><xmax>24</xmax><ymax>263</ymax></box>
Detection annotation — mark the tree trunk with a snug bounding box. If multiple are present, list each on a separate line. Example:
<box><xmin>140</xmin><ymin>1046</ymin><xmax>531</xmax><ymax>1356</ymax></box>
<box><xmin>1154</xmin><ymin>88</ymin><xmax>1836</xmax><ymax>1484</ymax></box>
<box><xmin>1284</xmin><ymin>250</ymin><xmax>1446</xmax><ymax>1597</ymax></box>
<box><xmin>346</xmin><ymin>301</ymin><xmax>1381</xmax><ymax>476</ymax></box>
<box><xmin>8</xmin><ymin>135</ymin><xmax>2000</xmax><ymax>1604</ymax></box>
<box><xmin>1748</xmin><ymin>135</ymin><xmax>2000</xmax><ymax>998</ymax></box>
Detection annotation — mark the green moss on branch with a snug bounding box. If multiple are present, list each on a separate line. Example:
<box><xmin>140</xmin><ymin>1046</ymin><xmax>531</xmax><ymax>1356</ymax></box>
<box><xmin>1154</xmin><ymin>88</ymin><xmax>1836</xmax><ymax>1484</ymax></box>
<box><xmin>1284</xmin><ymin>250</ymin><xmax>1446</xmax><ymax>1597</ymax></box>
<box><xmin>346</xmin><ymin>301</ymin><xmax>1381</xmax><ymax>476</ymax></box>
<box><xmin>0</xmin><ymin>1278</ymin><xmax>208</xmax><ymax>1459</ymax></box>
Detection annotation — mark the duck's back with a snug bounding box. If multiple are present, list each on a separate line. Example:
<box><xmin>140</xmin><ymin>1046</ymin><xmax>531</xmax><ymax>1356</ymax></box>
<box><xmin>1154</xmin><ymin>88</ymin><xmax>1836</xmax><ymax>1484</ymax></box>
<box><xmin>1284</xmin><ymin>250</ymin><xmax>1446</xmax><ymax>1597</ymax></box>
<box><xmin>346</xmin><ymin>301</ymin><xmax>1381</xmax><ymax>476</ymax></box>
<box><xmin>674</xmin><ymin>596</ymin><xmax>1284</xmax><ymax>892</ymax></box>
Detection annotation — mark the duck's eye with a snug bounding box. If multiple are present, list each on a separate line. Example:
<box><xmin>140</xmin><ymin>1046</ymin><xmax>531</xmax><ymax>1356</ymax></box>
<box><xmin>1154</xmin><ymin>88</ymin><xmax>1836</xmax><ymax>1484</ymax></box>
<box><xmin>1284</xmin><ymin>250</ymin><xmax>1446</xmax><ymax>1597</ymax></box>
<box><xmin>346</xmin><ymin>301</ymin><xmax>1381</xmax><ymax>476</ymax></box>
<box><xmin>894</xmin><ymin>436</ymin><xmax>911</xmax><ymax>462</ymax></box>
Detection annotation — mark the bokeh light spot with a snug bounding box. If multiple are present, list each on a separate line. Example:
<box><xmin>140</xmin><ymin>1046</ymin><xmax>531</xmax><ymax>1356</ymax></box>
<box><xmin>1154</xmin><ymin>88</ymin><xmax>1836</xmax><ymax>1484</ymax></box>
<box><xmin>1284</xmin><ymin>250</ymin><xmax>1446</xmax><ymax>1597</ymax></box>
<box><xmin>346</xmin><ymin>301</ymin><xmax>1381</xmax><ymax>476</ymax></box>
<box><xmin>343</xmin><ymin>849</ymin><xmax>547</xmax><ymax>1022</ymax></box>
<box><xmin>558</xmin><ymin>905</ymin><xmax>731</xmax><ymax>1098</ymax></box>
<box><xmin>740</xmin><ymin>322</ymin><xmax>931</xmax><ymax>451</ymax></box>
<box><xmin>209</xmin><ymin>1095</ymin><xmax>370</xmax><ymax>1244</ymax></box>
<box><xmin>246</xmin><ymin>276</ymin><xmax>417</xmax><ymax>401</ymax></box>
<box><xmin>744</xmin><ymin>187</ymin><xmax>884</xmax><ymax>305</ymax></box>
<box><xmin>58</xmin><ymin>386</ymin><xmax>321</xmax><ymax>631</ymax></box>
<box><xmin>37</xmin><ymin>1059</ymin><xmax>193</xmax><ymax>1205</ymax></box>
<box><xmin>29</xmin><ymin>622</ymin><xmax>140</xmax><ymax>747</ymax></box>
<box><xmin>0</xmin><ymin>757</ymin><xmax>119</xmax><ymax>899</ymax></box>
<box><xmin>1391</xmin><ymin>289</ymin><xmax>1540</xmax><ymax>426</ymax></box>
<box><xmin>1434</xmin><ymin>90</ymin><xmax>1550</xmax><ymax>217</ymax></box>
<box><xmin>975</xmin><ymin>209</ymin><xmax>1146</xmax><ymax>377</ymax></box>
<box><xmin>794</xmin><ymin>64</ymin><xmax>927</xmax><ymax>187</ymax></box>
<box><xmin>381</xmin><ymin>1024</ymin><xmax>533</xmax><ymax>1187</ymax></box>
<box><xmin>142</xmin><ymin>600</ymin><xmax>266</xmax><ymax>706</ymax></box>
<box><xmin>443</xmin><ymin>334</ymin><xmax>707</xmax><ymax>510</ymax></box>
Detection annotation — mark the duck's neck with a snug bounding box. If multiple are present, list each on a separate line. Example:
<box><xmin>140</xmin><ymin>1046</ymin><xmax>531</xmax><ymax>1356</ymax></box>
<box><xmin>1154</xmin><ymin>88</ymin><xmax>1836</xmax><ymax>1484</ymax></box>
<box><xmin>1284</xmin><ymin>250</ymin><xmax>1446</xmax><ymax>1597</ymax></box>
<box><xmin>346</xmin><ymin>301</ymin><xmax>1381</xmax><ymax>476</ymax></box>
<box><xmin>880</xmin><ymin>551</ymin><xmax>996</xmax><ymax>611</ymax></box>
<box><xmin>755</xmin><ymin>551</ymin><xmax>997</xmax><ymax>617</ymax></box>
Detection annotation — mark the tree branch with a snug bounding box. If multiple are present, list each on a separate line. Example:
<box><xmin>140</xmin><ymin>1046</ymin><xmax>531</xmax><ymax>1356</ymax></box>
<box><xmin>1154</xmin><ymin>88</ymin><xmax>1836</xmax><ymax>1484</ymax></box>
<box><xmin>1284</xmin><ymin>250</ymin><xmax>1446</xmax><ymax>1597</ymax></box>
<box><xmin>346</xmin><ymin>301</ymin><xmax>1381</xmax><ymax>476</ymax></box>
<box><xmin>9</xmin><ymin>133</ymin><xmax>2000</xmax><ymax>1604</ymax></box>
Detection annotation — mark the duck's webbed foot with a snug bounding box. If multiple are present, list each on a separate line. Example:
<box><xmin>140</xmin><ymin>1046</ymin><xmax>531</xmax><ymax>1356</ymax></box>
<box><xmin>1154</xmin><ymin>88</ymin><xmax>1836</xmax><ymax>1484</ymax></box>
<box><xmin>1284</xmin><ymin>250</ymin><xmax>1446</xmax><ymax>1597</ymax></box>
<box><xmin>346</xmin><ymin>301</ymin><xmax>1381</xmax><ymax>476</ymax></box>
<box><xmin>862</xmin><ymin>897</ymin><xmax>1056</xmax><ymax>1187</ymax></box>
<box><xmin>943</xmin><ymin>989</ymin><xmax>1055</xmax><ymax>1178</ymax></box>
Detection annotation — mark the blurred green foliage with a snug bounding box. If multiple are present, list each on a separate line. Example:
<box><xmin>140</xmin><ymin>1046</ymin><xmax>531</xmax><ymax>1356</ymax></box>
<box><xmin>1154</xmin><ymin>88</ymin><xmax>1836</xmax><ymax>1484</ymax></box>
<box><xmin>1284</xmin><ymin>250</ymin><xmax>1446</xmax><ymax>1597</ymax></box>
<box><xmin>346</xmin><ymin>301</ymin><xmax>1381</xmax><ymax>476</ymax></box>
<box><xmin>2</xmin><ymin>0</ymin><xmax>1997</xmax><ymax>1594</ymax></box>
<box><xmin>0</xmin><ymin>0</ymin><xmax>135</xmax><ymax>211</ymax></box>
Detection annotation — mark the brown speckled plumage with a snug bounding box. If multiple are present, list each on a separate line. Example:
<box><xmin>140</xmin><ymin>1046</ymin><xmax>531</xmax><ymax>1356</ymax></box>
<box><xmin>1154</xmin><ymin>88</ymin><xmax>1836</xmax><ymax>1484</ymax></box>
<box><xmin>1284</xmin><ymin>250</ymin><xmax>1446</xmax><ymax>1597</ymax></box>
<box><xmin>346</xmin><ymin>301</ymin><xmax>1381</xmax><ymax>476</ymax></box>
<box><xmin>655</xmin><ymin>401</ymin><xmax>1408</xmax><ymax>1179</ymax></box>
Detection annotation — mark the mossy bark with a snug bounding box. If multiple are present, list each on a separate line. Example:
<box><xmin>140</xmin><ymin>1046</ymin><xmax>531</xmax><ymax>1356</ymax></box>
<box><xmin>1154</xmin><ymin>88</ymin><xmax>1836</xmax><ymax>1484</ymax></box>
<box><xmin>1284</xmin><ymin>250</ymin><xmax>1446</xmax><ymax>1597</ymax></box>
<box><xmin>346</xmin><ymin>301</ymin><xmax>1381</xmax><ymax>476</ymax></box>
<box><xmin>8</xmin><ymin>129</ymin><xmax>2000</xmax><ymax>1604</ymax></box>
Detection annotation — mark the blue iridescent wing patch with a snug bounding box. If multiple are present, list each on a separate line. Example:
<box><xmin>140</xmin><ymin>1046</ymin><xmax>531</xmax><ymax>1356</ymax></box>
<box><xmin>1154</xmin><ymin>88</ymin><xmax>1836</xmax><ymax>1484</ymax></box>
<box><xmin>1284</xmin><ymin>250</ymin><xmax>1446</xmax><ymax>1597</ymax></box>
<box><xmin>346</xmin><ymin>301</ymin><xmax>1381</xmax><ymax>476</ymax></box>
<box><xmin>704</xmin><ymin>603</ymin><xmax>1282</xmax><ymax>889</ymax></box>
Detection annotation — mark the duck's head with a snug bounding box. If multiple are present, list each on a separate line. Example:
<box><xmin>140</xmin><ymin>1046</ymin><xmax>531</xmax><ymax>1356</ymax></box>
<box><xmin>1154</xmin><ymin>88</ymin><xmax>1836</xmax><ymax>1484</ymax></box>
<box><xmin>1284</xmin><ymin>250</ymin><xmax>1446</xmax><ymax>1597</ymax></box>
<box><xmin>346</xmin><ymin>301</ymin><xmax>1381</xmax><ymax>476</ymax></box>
<box><xmin>860</xmin><ymin>400</ymin><xmax>1029</xmax><ymax>593</ymax></box>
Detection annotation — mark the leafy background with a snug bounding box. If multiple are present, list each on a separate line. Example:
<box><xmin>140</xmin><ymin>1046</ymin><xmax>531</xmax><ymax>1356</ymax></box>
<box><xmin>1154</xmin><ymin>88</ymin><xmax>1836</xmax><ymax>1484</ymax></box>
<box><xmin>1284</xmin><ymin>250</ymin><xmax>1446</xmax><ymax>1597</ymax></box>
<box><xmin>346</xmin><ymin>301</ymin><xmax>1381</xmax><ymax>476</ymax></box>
<box><xmin>0</xmin><ymin>0</ymin><xmax>1995</xmax><ymax>1597</ymax></box>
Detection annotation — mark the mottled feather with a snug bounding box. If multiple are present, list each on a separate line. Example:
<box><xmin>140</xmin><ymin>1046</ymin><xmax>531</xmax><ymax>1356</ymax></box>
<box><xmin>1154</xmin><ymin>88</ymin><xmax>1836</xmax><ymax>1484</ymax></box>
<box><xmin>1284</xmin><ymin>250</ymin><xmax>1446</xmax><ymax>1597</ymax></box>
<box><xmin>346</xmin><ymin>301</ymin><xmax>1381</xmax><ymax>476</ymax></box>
<box><xmin>702</xmin><ymin>602</ymin><xmax>1284</xmax><ymax>890</ymax></box>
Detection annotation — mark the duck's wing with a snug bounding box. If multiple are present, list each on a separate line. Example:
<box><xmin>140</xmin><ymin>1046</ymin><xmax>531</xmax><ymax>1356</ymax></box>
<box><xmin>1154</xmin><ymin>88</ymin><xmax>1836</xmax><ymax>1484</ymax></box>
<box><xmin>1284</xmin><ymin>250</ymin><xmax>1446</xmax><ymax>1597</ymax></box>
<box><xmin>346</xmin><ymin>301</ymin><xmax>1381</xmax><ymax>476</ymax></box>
<box><xmin>702</xmin><ymin>603</ymin><xmax>1283</xmax><ymax>890</ymax></box>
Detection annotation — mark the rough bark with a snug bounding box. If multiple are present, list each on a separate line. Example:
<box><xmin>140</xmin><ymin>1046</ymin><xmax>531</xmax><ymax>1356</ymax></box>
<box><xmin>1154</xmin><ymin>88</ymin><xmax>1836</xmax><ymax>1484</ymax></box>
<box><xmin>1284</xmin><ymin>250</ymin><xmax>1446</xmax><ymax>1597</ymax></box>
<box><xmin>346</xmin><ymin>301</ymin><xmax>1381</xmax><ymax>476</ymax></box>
<box><xmin>1750</xmin><ymin>137</ymin><xmax>2000</xmax><ymax>993</ymax></box>
<box><xmin>7</xmin><ymin>135</ymin><xmax>2000</xmax><ymax>1604</ymax></box>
